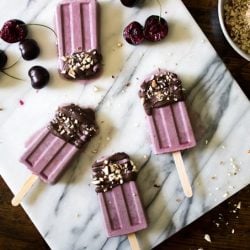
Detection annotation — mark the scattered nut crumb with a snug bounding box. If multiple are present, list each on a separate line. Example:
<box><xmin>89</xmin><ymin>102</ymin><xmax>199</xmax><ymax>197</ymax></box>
<box><xmin>93</xmin><ymin>86</ymin><xmax>99</xmax><ymax>92</ymax></box>
<box><xmin>204</xmin><ymin>234</ymin><xmax>212</xmax><ymax>243</ymax></box>
<box><xmin>117</xmin><ymin>42</ymin><xmax>123</xmax><ymax>47</ymax></box>
<box><xmin>231</xmin><ymin>229</ymin><xmax>235</xmax><ymax>234</ymax></box>
<box><xmin>106</xmin><ymin>137</ymin><xmax>110</xmax><ymax>141</ymax></box>
<box><xmin>154</xmin><ymin>184</ymin><xmax>161</xmax><ymax>188</ymax></box>
<box><xmin>223</xmin><ymin>192</ymin><xmax>229</xmax><ymax>198</ymax></box>
<box><xmin>236</xmin><ymin>201</ymin><xmax>241</xmax><ymax>209</ymax></box>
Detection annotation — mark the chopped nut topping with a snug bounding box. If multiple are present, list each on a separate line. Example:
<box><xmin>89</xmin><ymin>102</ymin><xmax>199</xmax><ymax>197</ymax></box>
<box><xmin>204</xmin><ymin>234</ymin><xmax>212</xmax><ymax>243</ymax></box>
<box><xmin>61</xmin><ymin>49</ymin><xmax>102</xmax><ymax>79</ymax></box>
<box><xmin>139</xmin><ymin>71</ymin><xmax>184</xmax><ymax>115</ymax></box>
<box><xmin>92</xmin><ymin>153</ymin><xmax>137</xmax><ymax>193</ymax></box>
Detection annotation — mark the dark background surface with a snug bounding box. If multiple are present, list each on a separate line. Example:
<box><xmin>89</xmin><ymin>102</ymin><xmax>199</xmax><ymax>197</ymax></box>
<box><xmin>0</xmin><ymin>0</ymin><xmax>249</xmax><ymax>249</ymax></box>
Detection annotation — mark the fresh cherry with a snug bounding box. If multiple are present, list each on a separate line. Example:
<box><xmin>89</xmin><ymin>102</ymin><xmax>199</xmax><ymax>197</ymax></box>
<box><xmin>19</xmin><ymin>39</ymin><xmax>40</xmax><ymax>60</ymax></box>
<box><xmin>0</xmin><ymin>50</ymin><xmax>7</xmax><ymax>69</ymax></box>
<box><xmin>0</xmin><ymin>19</ymin><xmax>28</xmax><ymax>43</ymax></box>
<box><xmin>144</xmin><ymin>15</ymin><xmax>168</xmax><ymax>42</ymax></box>
<box><xmin>28</xmin><ymin>66</ymin><xmax>50</xmax><ymax>89</ymax></box>
<box><xmin>123</xmin><ymin>21</ymin><xmax>144</xmax><ymax>45</ymax></box>
<box><xmin>121</xmin><ymin>0</ymin><xmax>139</xmax><ymax>7</ymax></box>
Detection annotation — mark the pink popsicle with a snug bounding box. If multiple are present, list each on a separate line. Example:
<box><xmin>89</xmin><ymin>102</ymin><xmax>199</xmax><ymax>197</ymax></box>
<box><xmin>148</xmin><ymin>102</ymin><xmax>196</xmax><ymax>154</ymax></box>
<box><xmin>139</xmin><ymin>70</ymin><xmax>196</xmax><ymax>197</ymax></box>
<box><xmin>55</xmin><ymin>0</ymin><xmax>102</xmax><ymax>80</ymax></box>
<box><xmin>92</xmin><ymin>153</ymin><xmax>147</xmax><ymax>247</ymax></box>
<box><xmin>20</xmin><ymin>128</ymin><xmax>79</xmax><ymax>184</ymax></box>
<box><xmin>12</xmin><ymin>104</ymin><xmax>98</xmax><ymax>206</ymax></box>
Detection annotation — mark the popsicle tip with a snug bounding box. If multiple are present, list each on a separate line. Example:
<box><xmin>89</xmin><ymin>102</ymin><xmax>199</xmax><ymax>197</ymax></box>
<box><xmin>185</xmin><ymin>189</ymin><xmax>193</xmax><ymax>198</ymax></box>
<box><xmin>11</xmin><ymin>197</ymin><xmax>20</xmax><ymax>207</ymax></box>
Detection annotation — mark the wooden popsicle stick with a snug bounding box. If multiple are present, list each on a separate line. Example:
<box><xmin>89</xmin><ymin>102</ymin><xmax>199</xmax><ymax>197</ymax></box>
<box><xmin>11</xmin><ymin>174</ymin><xmax>39</xmax><ymax>206</ymax></box>
<box><xmin>128</xmin><ymin>233</ymin><xmax>141</xmax><ymax>250</ymax></box>
<box><xmin>172</xmin><ymin>151</ymin><xmax>193</xmax><ymax>198</ymax></box>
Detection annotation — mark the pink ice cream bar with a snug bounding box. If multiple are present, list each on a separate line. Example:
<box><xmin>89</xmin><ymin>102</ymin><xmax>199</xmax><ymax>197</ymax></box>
<box><xmin>55</xmin><ymin>0</ymin><xmax>102</xmax><ymax>80</ymax></box>
<box><xmin>92</xmin><ymin>153</ymin><xmax>147</xmax><ymax>241</ymax></box>
<box><xmin>139</xmin><ymin>70</ymin><xmax>196</xmax><ymax>197</ymax></box>
<box><xmin>20</xmin><ymin>127</ymin><xmax>79</xmax><ymax>184</ymax></box>
<box><xmin>12</xmin><ymin>104</ymin><xmax>97</xmax><ymax>206</ymax></box>
<box><xmin>148</xmin><ymin>102</ymin><xmax>196</xmax><ymax>154</ymax></box>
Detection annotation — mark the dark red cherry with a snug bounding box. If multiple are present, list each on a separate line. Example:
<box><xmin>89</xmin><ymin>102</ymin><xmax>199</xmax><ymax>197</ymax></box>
<box><xmin>0</xmin><ymin>19</ymin><xmax>28</xmax><ymax>43</ymax></box>
<box><xmin>121</xmin><ymin>0</ymin><xmax>139</xmax><ymax>7</ymax></box>
<box><xmin>123</xmin><ymin>21</ymin><xmax>144</xmax><ymax>45</ymax></box>
<box><xmin>0</xmin><ymin>50</ymin><xmax>7</xmax><ymax>69</ymax></box>
<box><xmin>28</xmin><ymin>66</ymin><xmax>50</xmax><ymax>89</ymax></box>
<box><xmin>19</xmin><ymin>39</ymin><xmax>40</xmax><ymax>60</ymax></box>
<box><xmin>144</xmin><ymin>15</ymin><xmax>168</xmax><ymax>42</ymax></box>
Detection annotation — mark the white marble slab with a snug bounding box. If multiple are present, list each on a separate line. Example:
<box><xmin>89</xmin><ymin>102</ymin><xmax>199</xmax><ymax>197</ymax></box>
<box><xmin>0</xmin><ymin>0</ymin><xmax>250</xmax><ymax>249</ymax></box>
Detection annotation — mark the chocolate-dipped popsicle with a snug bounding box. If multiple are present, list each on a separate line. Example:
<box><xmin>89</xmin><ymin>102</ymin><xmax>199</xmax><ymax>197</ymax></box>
<box><xmin>12</xmin><ymin>104</ymin><xmax>98</xmax><ymax>206</ymax></box>
<box><xmin>139</xmin><ymin>70</ymin><xmax>196</xmax><ymax>197</ymax></box>
<box><xmin>92</xmin><ymin>152</ymin><xmax>147</xmax><ymax>250</ymax></box>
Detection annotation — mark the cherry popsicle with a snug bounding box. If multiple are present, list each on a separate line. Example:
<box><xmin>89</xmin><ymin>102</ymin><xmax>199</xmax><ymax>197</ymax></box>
<box><xmin>139</xmin><ymin>70</ymin><xmax>196</xmax><ymax>197</ymax></box>
<box><xmin>55</xmin><ymin>0</ymin><xmax>102</xmax><ymax>80</ymax></box>
<box><xmin>92</xmin><ymin>152</ymin><xmax>147</xmax><ymax>250</ymax></box>
<box><xmin>12</xmin><ymin>104</ymin><xmax>98</xmax><ymax>206</ymax></box>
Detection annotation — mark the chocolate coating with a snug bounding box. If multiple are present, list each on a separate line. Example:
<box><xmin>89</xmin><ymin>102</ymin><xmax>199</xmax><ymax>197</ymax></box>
<box><xmin>139</xmin><ymin>71</ymin><xmax>184</xmax><ymax>115</ymax></box>
<box><xmin>92</xmin><ymin>152</ymin><xmax>137</xmax><ymax>193</ymax></box>
<box><xmin>60</xmin><ymin>49</ymin><xmax>102</xmax><ymax>80</ymax></box>
<box><xmin>48</xmin><ymin>104</ymin><xmax>98</xmax><ymax>148</ymax></box>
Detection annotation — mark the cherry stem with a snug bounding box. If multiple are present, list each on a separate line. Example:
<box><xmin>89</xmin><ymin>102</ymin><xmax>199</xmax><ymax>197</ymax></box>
<box><xmin>156</xmin><ymin>0</ymin><xmax>162</xmax><ymax>19</ymax></box>
<box><xmin>26</xmin><ymin>24</ymin><xmax>57</xmax><ymax>38</ymax></box>
<box><xmin>2</xmin><ymin>57</ymin><xmax>21</xmax><ymax>70</ymax></box>
<box><xmin>1</xmin><ymin>70</ymin><xmax>25</xmax><ymax>81</ymax></box>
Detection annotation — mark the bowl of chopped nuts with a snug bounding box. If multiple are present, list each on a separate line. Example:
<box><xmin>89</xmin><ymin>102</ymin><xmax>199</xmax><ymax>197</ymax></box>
<box><xmin>218</xmin><ymin>0</ymin><xmax>250</xmax><ymax>61</ymax></box>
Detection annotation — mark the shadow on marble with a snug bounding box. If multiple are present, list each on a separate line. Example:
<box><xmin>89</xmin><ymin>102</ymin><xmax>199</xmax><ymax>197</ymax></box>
<box><xmin>167</xmin><ymin>20</ymin><xmax>193</xmax><ymax>45</ymax></box>
<box><xmin>99</xmin><ymin>2</ymin><xmax>124</xmax><ymax>80</ymax></box>
<box><xmin>0</xmin><ymin>52</ymin><xmax>26</xmax><ymax>87</ymax></box>
<box><xmin>25</xmin><ymin>179</ymin><xmax>47</xmax><ymax>206</ymax></box>
<box><xmin>26</xmin><ymin>21</ymin><xmax>57</xmax><ymax>62</ymax></box>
